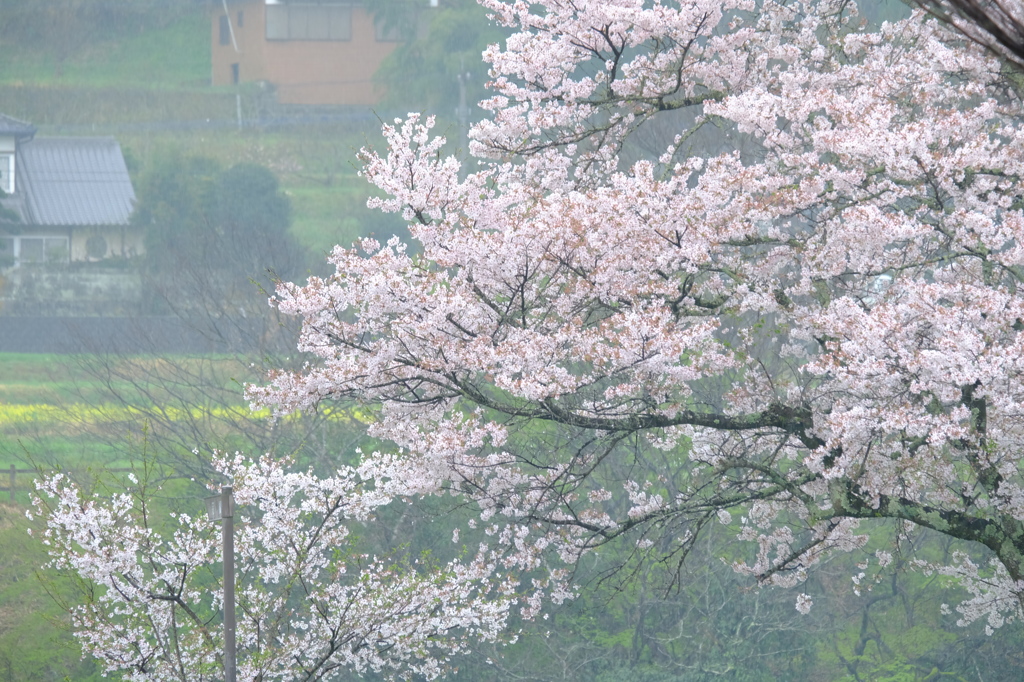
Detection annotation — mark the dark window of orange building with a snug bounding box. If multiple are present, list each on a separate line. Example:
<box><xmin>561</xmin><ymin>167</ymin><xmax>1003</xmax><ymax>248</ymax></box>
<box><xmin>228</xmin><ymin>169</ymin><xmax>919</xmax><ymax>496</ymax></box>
<box><xmin>219</xmin><ymin>15</ymin><xmax>230</xmax><ymax>46</ymax></box>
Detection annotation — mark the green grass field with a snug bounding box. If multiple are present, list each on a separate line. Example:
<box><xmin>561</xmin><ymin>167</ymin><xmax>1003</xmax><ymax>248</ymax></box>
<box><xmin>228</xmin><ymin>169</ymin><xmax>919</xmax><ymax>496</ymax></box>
<box><xmin>0</xmin><ymin>353</ymin><xmax>255</xmax><ymax>478</ymax></box>
<box><xmin>0</xmin><ymin>14</ymin><xmax>210</xmax><ymax>89</ymax></box>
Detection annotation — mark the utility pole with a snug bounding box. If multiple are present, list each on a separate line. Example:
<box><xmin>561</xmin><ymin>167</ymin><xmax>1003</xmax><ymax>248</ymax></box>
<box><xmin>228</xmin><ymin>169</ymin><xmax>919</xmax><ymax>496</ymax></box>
<box><xmin>205</xmin><ymin>486</ymin><xmax>236</xmax><ymax>682</ymax></box>
<box><xmin>456</xmin><ymin>69</ymin><xmax>471</xmax><ymax>177</ymax></box>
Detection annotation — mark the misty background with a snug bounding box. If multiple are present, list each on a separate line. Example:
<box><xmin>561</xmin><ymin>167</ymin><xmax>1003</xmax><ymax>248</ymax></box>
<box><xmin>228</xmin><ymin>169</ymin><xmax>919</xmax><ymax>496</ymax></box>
<box><xmin>2</xmin><ymin>1</ymin><xmax>1023</xmax><ymax>681</ymax></box>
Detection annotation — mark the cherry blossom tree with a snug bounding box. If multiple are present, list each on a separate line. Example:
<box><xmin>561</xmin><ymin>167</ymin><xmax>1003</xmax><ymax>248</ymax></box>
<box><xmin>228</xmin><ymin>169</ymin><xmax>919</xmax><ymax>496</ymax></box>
<box><xmin>32</xmin><ymin>456</ymin><xmax>514</xmax><ymax>681</ymax></box>
<box><xmin>35</xmin><ymin>0</ymin><xmax>1024</xmax><ymax>677</ymax></box>
<box><xmin>246</xmin><ymin>0</ymin><xmax>1024</xmax><ymax>634</ymax></box>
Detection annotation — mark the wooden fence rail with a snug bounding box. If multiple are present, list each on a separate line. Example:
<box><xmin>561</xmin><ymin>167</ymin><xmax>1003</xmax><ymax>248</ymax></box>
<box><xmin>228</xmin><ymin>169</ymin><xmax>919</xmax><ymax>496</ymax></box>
<box><xmin>2</xmin><ymin>464</ymin><xmax>134</xmax><ymax>504</ymax></box>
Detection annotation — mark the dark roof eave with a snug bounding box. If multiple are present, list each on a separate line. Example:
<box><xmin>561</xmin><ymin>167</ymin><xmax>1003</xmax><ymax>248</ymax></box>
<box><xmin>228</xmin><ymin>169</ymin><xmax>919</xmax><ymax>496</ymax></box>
<box><xmin>0</xmin><ymin>114</ymin><xmax>37</xmax><ymax>141</ymax></box>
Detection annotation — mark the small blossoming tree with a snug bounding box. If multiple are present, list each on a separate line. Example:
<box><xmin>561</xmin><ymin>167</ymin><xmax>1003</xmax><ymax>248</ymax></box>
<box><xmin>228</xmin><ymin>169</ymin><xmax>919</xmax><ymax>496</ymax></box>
<box><xmin>32</xmin><ymin>456</ymin><xmax>514</xmax><ymax>681</ymax></box>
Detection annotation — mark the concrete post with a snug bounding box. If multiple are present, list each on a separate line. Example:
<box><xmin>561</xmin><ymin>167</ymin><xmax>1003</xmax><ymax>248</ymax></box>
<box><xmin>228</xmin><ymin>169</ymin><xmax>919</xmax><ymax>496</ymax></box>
<box><xmin>222</xmin><ymin>486</ymin><xmax>236</xmax><ymax>682</ymax></box>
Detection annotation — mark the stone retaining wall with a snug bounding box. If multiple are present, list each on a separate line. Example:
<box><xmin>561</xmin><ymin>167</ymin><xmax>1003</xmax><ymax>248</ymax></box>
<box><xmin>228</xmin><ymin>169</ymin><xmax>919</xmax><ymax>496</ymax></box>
<box><xmin>0</xmin><ymin>267</ymin><xmax>142</xmax><ymax>317</ymax></box>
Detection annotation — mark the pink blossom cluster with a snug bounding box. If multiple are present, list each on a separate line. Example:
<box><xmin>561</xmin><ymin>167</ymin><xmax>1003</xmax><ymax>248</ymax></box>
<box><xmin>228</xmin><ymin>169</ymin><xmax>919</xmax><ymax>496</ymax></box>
<box><xmin>246</xmin><ymin>0</ymin><xmax>1024</xmax><ymax>631</ymax></box>
<box><xmin>39</xmin><ymin>0</ymin><xmax>1024</xmax><ymax>674</ymax></box>
<box><xmin>33</xmin><ymin>455</ymin><xmax>514</xmax><ymax>681</ymax></box>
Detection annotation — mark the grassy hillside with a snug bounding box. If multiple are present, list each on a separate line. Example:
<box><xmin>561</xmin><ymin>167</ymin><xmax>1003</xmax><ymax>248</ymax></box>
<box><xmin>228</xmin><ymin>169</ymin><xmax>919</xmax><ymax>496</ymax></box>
<box><xmin>0</xmin><ymin>11</ymin><xmax>209</xmax><ymax>89</ymax></box>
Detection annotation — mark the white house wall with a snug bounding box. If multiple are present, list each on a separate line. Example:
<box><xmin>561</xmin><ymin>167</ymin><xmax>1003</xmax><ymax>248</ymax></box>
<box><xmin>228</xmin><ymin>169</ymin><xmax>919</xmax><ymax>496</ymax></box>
<box><xmin>69</xmin><ymin>225</ymin><xmax>145</xmax><ymax>262</ymax></box>
<box><xmin>0</xmin><ymin>136</ymin><xmax>16</xmax><ymax>194</ymax></box>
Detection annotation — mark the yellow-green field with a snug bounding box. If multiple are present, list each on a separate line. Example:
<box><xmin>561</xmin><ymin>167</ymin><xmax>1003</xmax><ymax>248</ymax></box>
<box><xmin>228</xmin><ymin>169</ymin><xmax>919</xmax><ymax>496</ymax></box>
<box><xmin>0</xmin><ymin>353</ymin><xmax>371</xmax><ymax>472</ymax></box>
<box><xmin>0</xmin><ymin>353</ymin><xmax>246</xmax><ymax>470</ymax></box>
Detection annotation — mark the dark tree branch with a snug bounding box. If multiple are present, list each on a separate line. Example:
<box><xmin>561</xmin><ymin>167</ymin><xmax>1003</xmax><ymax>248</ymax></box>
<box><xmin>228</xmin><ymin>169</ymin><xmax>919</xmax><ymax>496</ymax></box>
<box><xmin>917</xmin><ymin>0</ymin><xmax>1024</xmax><ymax>66</ymax></box>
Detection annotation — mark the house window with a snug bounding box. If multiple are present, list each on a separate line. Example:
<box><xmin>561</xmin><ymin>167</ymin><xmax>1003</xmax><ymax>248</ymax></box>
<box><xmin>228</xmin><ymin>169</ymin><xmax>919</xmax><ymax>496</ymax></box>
<box><xmin>219</xmin><ymin>15</ymin><xmax>231</xmax><ymax>46</ymax></box>
<box><xmin>231</xmin><ymin>63</ymin><xmax>240</xmax><ymax>84</ymax></box>
<box><xmin>19</xmin><ymin>237</ymin><xmax>45</xmax><ymax>263</ymax></box>
<box><xmin>266</xmin><ymin>6</ymin><xmax>287</xmax><ymax>40</ymax></box>
<box><xmin>266</xmin><ymin>3</ymin><xmax>351</xmax><ymax>41</ymax></box>
<box><xmin>1</xmin><ymin>235</ymin><xmax>69</xmax><ymax>265</ymax></box>
<box><xmin>0</xmin><ymin>154</ymin><xmax>12</xmax><ymax>194</ymax></box>
<box><xmin>237</xmin><ymin>10</ymin><xmax>244</xmax><ymax>27</ymax></box>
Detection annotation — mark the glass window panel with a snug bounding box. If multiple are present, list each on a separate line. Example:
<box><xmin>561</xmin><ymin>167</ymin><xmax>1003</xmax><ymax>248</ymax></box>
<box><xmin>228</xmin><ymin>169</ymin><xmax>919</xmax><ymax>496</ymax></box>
<box><xmin>290</xmin><ymin>6</ymin><xmax>311</xmax><ymax>39</ymax></box>
<box><xmin>219</xmin><ymin>15</ymin><xmax>231</xmax><ymax>45</ymax></box>
<box><xmin>0</xmin><ymin>155</ymin><xmax>11</xmax><ymax>193</ymax></box>
<box><xmin>19</xmin><ymin>238</ymin><xmax>44</xmax><ymax>263</ymax></box>
<box><xmin>307</xmin><ymin>7</ymin><xmax>330</xmax><ymax>40</ymax></box>
<box><xmin>265</xmin><ymin>5</ymin><xmax>288</xmax><ymax>40</ymax></box>
<box><xmin>328</xmin><ymin>6</ymin><xmax>352</xmax><ymax>40</ymax></box>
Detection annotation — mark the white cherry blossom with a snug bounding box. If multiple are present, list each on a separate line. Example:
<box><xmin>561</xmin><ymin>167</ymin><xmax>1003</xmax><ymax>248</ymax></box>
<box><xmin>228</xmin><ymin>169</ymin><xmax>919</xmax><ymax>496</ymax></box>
<box><xmin>40</xmin><ymin>0</ymin><xmax>1024</xmax><ymax>676</ymax></box>
<box><xmin>250</xmin><ymin>0</ymin><xmax>1024</xmax><ymax>633</ymax></box>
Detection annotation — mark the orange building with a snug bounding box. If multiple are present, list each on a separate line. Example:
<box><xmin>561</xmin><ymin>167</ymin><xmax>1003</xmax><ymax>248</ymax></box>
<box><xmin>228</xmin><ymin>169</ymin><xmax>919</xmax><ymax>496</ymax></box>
<box><xmin>211</xmin><ymin>1</ymin><xmax>423</xmax><ymax>106</ymax></box>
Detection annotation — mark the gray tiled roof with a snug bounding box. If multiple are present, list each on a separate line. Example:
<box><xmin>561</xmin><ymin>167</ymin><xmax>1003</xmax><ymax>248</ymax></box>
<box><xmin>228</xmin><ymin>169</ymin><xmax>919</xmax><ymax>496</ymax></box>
<box><xmin>18</xmin><ymin>137</ymin><xmax>136</xmax><ymax>226</ymax></box>
<box><xmin>0</xmin><ymin>114</ymin><xmax>35</xmax><ymax>139</ymax></box>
